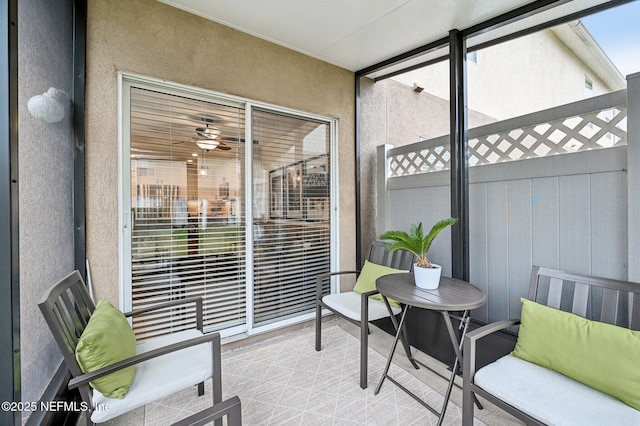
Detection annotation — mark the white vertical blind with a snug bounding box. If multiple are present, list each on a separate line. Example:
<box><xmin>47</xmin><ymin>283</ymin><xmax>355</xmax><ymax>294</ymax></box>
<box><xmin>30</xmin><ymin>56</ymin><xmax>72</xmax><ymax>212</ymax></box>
<box><xmin>251</xmin><ymin>109</ymin><xmax>331</xmax><ymax>325</ymax></box>
<box><xmin>129</xmin><ymin>87</ymin><xmax>246</xmax><ymax>340</ymax></box>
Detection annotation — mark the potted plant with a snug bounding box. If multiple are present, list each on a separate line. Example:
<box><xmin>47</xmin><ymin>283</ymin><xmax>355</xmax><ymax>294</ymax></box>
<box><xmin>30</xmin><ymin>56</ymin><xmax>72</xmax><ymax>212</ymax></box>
<box><xmin>380</xmin><ymin>218</ymin><xmax>458</xmax><ymax>289</ymax></box>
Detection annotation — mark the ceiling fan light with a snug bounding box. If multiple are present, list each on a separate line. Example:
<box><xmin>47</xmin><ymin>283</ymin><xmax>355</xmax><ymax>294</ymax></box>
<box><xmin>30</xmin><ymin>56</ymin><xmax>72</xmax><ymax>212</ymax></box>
<box><xmin>195</xmin><ymin>139</ymin><xmax>220</xmax><ymax>150</ymax></box>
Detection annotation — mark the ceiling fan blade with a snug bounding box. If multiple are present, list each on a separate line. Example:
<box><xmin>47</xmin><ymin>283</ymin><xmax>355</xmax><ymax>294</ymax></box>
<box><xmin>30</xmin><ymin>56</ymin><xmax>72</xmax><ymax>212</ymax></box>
<box><xmin>216</xmin><ymin>145</ymin><xmax>232</xmax><ymax>151</ymax></box>
<box><xmin>220</xmin><ymin>136</ymin><xmax>242</xmax><ymax>143</ymax></box>
<box><xmin>220</xmin><ymin>136</ymin><xmax>259</xmax><ymax>145</ymax></box>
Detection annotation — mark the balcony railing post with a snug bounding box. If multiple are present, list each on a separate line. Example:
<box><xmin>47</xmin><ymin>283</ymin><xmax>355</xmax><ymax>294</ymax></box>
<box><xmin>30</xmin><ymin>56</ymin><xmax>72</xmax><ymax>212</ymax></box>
<box><xmin>627</xmin><ymin>72</ymin><xmax>640</xmax><ymax>282</ymax></box>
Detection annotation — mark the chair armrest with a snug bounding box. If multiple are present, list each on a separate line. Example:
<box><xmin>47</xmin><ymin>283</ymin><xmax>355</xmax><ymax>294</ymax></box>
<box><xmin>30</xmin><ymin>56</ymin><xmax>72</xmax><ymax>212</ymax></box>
<box><xmin>463</xmin><ymin>319</ymin><xmax>520</xmax><ymax>387</ymax></box>
<box><xmin>124</xmin><ymin>297</ymin><xmax>204</xmax><ymax>331</ymax></box>
<box><xmin>316</xmin><ymin>270</ymin><xmax>359</xmax><ymax>284</ymax></box>
<box><xmin>359</xmin><ymin>289</ymin><xmax>380</xmax><ymax>326</ymax></box>
<box><xmin>465</xmin><ymin>319</ymin><xmax>520</xmax><ymax>344</ymax></box>
<box><xmin>316</xmin><ymin>270</ymin><xmax>359</xmax><ymax>301</ymax></box>
<box><xmin>69</xmin><ymin>332</ymin><xmax>220</xmax><ymax>389</ymax></box>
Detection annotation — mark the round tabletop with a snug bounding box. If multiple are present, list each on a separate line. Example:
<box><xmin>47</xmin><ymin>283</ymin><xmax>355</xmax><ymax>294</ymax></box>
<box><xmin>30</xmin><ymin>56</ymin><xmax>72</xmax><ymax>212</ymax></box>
<box><xmin>376</xmin><ymin>273</ymin><xmax>486</xmax><ymax>311</ymax></box>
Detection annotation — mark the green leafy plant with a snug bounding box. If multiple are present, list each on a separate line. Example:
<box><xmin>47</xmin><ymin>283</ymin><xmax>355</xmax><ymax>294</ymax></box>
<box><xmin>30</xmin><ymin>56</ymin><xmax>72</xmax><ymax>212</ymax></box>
<box><xmin>379</xmin><ymin>218</ymin><xmax>458</xmax><ymax>268</ymax></box>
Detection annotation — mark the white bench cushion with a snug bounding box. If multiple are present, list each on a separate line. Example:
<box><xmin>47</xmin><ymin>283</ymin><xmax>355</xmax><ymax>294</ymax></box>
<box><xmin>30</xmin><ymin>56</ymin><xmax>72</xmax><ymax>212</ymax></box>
<box><xmin>91</xmin><ymin>329</ymin><xmax>212</xmax><ymax>423</ymax></box>
<box><xmin>475</xmin><ymin>354</ymin><xmax>640</xmax><ymax>426</ymax></box>
<box><xmin>323</xmin><ymin>291</ymin><xmax>401</xmax><ymax>322</ymax></box>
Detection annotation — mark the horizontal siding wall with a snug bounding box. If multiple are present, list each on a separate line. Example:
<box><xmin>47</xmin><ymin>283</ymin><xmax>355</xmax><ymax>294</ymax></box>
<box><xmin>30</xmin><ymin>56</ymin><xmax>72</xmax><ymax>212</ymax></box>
<box><xmin>381</xmin><ymin>146</ymin><xmax>628</xmax><ymax>323</ymax></box>
<box><xmin>387</xmin><ymin>185</ymin><xmax>453</xmax><ymax>277</ymax></box>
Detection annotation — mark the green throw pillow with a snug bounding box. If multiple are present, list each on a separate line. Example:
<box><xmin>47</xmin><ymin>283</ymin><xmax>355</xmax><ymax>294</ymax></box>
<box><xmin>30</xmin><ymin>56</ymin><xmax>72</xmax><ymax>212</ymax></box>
<box><xmin>75</xmin><ymin>300</ymin><xmax>137</xmax><ymax>399</ymax></box>
<box><xmin>512</xmin><ymin>298</ymin><xmax>640</xmax><ymax>410</ymax></box>
<box><xmin>353</xmin><ymin>260</ymin><xmax>407</xmax><ymax>308</ymax></box>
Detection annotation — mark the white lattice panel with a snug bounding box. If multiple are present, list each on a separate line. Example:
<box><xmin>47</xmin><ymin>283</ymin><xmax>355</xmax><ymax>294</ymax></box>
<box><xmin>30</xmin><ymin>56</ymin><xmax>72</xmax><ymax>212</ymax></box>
<box><xmin>388</xmin><ymin>100</ymin><xmax>627</xmax><ymax>177</ymax></box>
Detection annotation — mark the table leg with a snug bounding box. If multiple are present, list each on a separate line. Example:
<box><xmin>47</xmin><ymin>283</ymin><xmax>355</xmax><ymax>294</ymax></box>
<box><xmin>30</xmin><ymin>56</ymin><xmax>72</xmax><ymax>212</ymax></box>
<box><xmin>382</xmin><ymin>297</ymin><xmax>419</xmax><ymax>370</ymax></box>
<box><xmin>374</xmin><ymin>305</ymin><xmax>410</xmax><ymax>395</ymax></box>
<box><xmin>400</xmin><ymin>318</ymin><xmax>419</xmax><ymax>369</ymax></box>
<box><xmin>437</xmin><ymin>310</ymin><xmax>473</xmax><ymax>426</ymax></box>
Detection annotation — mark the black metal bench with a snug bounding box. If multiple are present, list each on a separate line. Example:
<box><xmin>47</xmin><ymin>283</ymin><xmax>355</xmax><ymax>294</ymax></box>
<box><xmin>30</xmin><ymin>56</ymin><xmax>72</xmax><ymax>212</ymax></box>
<box><xmin>463</xmin><ymin>266</ymin><xmax>640</xmax><ymax>425</ymax></box>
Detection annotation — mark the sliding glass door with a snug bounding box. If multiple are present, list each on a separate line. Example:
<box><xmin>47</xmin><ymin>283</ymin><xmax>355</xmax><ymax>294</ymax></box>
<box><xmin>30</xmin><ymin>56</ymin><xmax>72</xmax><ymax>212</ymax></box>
<box><xmin>126</xmin><ymin>86</ymin><xmax>247</xmax><ymax>340</ymax></box>
<box><xmin>251</xmin><ymin>109</ymin><xmax>331</xmax><ymax>326</ymax></box>
<box><xmin>121</xmin><ymin>75</ymin><xmax>334</xmax><ymax>339</ymax></box>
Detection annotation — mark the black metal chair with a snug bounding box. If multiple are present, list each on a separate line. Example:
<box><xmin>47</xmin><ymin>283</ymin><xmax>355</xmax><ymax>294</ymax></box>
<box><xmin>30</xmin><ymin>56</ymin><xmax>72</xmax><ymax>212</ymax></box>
<box><xmin>315</xmin><ymin>240</ymin><xmax>416</xmax><ymax>389</ymax></box>
<box><xmin>39</xmin><ymin>270</ymin><xmax>241</xmax><ymax>425</ymax></box>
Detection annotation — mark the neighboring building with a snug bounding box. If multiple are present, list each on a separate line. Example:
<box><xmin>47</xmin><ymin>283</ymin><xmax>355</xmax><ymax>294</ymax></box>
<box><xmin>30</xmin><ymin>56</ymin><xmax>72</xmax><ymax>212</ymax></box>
<box><xmin>393</xmin><ymin>21</ymin><xmax>625</xmax><ymax>122</ymax></box>
<box><xmin>359</xmin><ymin>20</ymin><xmax>626</xmax><ymax>254</ymax></box>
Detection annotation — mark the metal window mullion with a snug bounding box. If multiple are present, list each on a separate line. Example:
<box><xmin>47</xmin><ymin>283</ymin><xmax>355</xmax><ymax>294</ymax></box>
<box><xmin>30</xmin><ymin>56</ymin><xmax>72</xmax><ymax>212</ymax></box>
<box><xmin>449</xmin><ymin>29</ymin><xmax>469</xmax><ymax>282</ymax></box>
<box><xmin>0</xmin><ymin>0</ymin><xmax>19</xmax><ymax>420</ymax></box>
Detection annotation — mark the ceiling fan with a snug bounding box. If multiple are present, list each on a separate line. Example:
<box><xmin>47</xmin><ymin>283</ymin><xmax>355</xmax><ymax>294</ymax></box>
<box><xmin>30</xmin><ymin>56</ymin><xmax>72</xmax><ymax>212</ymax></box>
<box><xmin>194</xmin><ymin>121</ymin><xmax>232</xmax><ymax>151</ymax></box>
<box><xmin>173</xmin><ymin>117</ymin><xmax>232</xmax><ymax>151</ymax></box>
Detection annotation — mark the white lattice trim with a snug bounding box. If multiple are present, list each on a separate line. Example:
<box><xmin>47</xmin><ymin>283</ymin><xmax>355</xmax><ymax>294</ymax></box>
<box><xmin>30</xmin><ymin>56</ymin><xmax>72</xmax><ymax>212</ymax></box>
<box><xmin>388</xmin><ymin>90</ymin><xmax>627</xmax><ymax>177</ymax></box>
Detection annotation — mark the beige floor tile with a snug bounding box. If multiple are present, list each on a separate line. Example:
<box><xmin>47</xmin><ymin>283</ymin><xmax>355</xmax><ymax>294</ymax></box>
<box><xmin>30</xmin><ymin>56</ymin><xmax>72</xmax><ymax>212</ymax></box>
<box><xmin>103</xmin><ymin>322</ymin><xmax>520</xmax><ymax>425</ymax></box>
<box><xmin>266</xmin><ymin>407</ymin><xmax>305</xmax><ymax>425</ymax></box>
<box><xmin>333</xmin><ymin>395</ymin><xmax>367</xmax><ymax>423</ymax></box>
<box><xmin>364</xmin><ymin>401</ymin><xmax>400</xmax><ymax>425</ymax></box>
<box><xmin>299</xmin><ymin>410</ymin><xmax>333</xmax><ymax>426</ymax></box>
<box><xmin>276</xmin><ymin>384</ymin><xmax>312</xmax><ymax>408</ymax></box>
<box><xmin>304</xmin><ymin>390</ymin><xmax>339</xmax><ymax>415</ymax></box>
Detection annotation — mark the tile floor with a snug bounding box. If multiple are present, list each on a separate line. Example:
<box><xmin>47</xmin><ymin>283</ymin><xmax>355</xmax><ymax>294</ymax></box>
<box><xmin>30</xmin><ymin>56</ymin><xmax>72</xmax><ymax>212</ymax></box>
<box><xmin>101</xmin><ymin>322</ymin><xmax>514</xmax><ymax>425</ymax></box>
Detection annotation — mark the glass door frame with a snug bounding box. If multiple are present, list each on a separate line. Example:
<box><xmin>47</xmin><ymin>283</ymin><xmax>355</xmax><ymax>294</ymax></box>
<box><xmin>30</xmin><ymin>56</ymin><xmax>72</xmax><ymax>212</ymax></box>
<box><xmin>118</xmin><ymin>72</ymin><xmax>338</xmax><ymax>339</ymax></box>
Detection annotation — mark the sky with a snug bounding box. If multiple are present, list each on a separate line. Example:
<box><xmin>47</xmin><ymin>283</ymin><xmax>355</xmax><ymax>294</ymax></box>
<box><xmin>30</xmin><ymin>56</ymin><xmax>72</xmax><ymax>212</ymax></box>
<box><xmin>582</xmin><ymin>1</ymin><xmax>640</xmax><ymax>77</ymax></box>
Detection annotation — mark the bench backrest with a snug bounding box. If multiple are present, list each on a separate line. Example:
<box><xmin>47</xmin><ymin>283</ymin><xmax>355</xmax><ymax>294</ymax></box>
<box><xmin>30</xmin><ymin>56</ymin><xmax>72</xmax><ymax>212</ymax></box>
<box><xmin>528</xmin><ymin>266</ymin><xmax>640</xmax><ymax>330</ymax></box>
<box><xmin>39</xmin><ymin>271</ymin><xmax>95</xmax><ymax>378</ymax></box>
<box><xmin>367</xmin><ymin>240</ymin><xmax>415</xmax><ymax>270</ymax></box>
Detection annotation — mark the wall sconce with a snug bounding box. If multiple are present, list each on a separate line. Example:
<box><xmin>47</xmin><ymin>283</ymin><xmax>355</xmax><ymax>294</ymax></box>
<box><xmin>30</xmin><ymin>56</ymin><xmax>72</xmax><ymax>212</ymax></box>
<box><xmin>27</xmin><ymin>87</ymin><xmax>69</xmax><ymax>123</ymax></box>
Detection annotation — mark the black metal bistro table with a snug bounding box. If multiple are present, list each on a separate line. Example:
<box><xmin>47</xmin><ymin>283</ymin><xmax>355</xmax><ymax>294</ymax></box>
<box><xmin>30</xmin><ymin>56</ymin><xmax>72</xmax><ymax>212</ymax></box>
<box><xmin>375</xmin><ymin>273</ymin><xmax>486</xmax><ymax>425</ymax></box>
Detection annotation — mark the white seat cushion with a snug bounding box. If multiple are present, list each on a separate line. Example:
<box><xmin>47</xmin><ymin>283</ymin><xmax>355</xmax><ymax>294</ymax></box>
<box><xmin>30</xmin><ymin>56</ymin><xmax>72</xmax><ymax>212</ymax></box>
<box><xmin>322</xmin><ymin>291</ymin><xmax>401</xmax><ymax>322</ymax></box>
<box><xmin>91</xmin><ymin>329</ymin><xmax>213</xmax><ymax>423</ymax></box>
<box><xmin>474</xmin><ymin>354</ymin><xmax>640</xmax><ymax>426</ymax></box>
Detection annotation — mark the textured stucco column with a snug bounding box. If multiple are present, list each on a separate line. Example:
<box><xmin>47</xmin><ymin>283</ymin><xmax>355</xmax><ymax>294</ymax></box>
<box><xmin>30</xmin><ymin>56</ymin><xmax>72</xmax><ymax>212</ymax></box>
<box><xmin>627</xmin><ymin>72</ymin><xmax>640</xmax><ymax>282</ymax></box>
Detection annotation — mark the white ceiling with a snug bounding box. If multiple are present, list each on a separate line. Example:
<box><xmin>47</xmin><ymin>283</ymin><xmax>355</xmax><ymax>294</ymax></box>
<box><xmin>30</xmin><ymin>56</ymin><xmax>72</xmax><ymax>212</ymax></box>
<box><xmin>159</xmin><ymin>0</ymin><xmax>613</xmax><ymax>74</ymax></box>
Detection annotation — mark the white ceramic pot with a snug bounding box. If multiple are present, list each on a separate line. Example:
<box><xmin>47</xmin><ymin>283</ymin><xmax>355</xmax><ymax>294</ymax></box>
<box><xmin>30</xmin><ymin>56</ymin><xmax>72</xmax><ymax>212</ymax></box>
<box><xmin>413</xmin><ymin>263</ymin><xmax>442</xmax><ymax>289</ymax></box>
